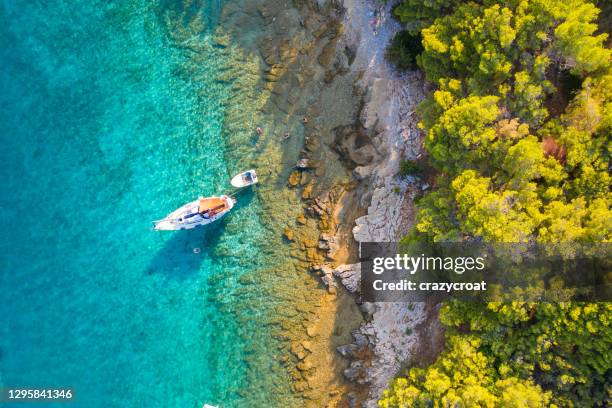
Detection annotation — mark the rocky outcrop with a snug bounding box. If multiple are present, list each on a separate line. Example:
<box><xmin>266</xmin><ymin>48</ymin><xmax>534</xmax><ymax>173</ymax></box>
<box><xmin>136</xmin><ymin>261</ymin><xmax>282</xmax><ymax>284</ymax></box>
<box><xmin>326</xmin><ymin>0</ymin><xmax>434</xmax><ymax>406</ymax></box>
<box><xmin>313</xmin><ymin>264</ymin><xmax>337</xmax><ymax>294</ymax></box>
<box><xmin>333</xmin><ymin>263</ymin><xmax>360</xmax><ymax>293</ymax></box>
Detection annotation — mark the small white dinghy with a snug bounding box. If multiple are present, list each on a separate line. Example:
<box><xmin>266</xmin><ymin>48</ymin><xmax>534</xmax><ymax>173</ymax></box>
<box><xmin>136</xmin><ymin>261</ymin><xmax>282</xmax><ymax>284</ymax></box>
<box><xmin>153</xmin><ymin>195</ymin><xmax>235</xmax><ymax>231</ymax></box>
<box><xmin>202</xmin><ymin>405</ymin><xmax>218</xmax><ymax>408</ymax></box>
<box><xmin>231</xmin><ymin>169</ymin><xmax>258</xmax><ymax>188</ymax></box>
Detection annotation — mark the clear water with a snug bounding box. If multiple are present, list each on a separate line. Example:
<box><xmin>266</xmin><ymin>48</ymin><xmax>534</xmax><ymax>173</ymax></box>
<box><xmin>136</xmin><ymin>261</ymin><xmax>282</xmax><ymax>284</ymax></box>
<box><xmin>0</xmin><ymin>1</ymin><xmax>296</xmax><ymax>406</ymax></box>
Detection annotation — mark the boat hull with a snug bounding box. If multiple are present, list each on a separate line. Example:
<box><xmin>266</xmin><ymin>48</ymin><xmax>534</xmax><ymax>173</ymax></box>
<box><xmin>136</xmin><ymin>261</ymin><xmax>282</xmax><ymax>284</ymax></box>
<box><xmin>231</xmin><ymin>169</ymin><xmax>258</xmax><ymax>188</ymax></box>
<box><xmin>153</xmin><ymin>195</ymin><xmax>235</xmax><ymax>231</ymax></box>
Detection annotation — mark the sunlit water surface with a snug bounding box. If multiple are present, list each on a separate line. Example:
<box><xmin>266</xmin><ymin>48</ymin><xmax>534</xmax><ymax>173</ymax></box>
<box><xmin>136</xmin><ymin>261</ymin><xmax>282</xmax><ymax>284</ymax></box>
<box><xmin>0</xmin><ymin>1</ymin><xmax>296</xmax><ymax>406</ymax></box>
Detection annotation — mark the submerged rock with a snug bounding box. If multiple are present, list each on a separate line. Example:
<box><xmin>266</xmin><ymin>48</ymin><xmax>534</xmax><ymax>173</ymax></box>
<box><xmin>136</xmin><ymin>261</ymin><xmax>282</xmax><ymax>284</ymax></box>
<box><xmin>264</xmin><ymin>64</ymin><xmax>284</xmax><ymax>82</ymax></box>
<box><xmin>304</xmin><ymin>136</ymin><xmax>319</xmax><ymax>152</ymax></box>
<box><xmin>301</xmin><ymin>340</ymin><xmax>313</xmax><ymax>352</ymax></box>
<box><xmin>283</xmin><ymin>227</ymin><xmax>295</xmax><ymax>241</ymax></box>
<box><xmin>297</xmin><ymin>356</ymin><xmax>314</xmax><ymax>372</ymax></box>
<box><xmin>288</xmin><ymin>170</ymin><xmax>301</xmax><ymax>186</ymax></box>
<box><xmin>296</xmin><ymin>158</ymin><xmax>312</xmax><ymax>169</ymax></box>
<box><xmin>297</xmin><ymin>213</ymin><xmax>308</xmax><ymax>225</ymax></box>
<box><xmin>306</xmin><ymin>325</ymin><xmax>318</xmax><ymax>338</ymax></box>
<box><xmin>291</xmin><ymin>342</ymin><xmax>307</xmax><ymax>361</ymax></box>
<box><xmin>302</xmin><ymin>182</ymin><xmax>314</xmax><ymax>199</ymax></box>
<box><xmin>300</xmin><ymin>171</ymin><xmax>311</xmax><ymax>185</ymax></box>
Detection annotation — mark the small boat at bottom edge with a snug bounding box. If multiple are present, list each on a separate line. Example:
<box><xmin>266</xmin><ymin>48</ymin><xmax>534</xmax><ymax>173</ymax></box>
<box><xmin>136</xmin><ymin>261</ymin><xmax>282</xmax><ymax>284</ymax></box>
<box><xmin>153</xmin><ymin>195</ymin><xmax>235</xmax><ymax>231</ymax></box>
<box><xmin>231</xmin><ymin>169</ymin><xmax>258</xmax><ymax>188</ymax></box>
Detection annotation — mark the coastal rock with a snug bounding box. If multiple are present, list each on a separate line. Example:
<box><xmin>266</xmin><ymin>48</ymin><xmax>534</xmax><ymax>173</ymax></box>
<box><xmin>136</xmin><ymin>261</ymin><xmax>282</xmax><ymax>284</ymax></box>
<box><xmin>283</xmin><ymin>227</ymin><xmax>295</xmax><ymax>241</ymax></box>
<box><xmin>359</xmin><ymin>302</ymin><xmax>376</xmax><ymax>317</ymax></box>
<box><xmin>264</xmin><ymin>64</ymin><xmax>284</xmax><ymax>82</ymax></box>
<box><xmin>321</xmin><ymin>274</ymin><xmax>337</xmax><ymax>295</ymax></box>
<box><xmin>347</xmin><ymin>392</ymin><xmax>358</xmax><ymax>408</ymax></box>
<box><xmin>343</xmin><ymin>360</ymin><xmax>367</xmax><ymax>384</ymax></box>
<box><xmin>302</xmin><ymin>182</ymin><xmax>314</xmax><ymax>199</ymax></box>
<box><xmin>288</xmin><ymin>170</ymin><xmax>301</xmax><ymax>186</ymax></box>
<box><xmin>332</xmin><ymin>263</ymin><xmax>361</xmax><ymax>293</ymax></box>
<box><xmin>301</xmin><ymin>340</ymin><xmax>313</xmax><ymax>352</ymax></box>
<box><xmin>297</xmin><ymin>157</ymin><xmax>315</xmax><ymax>169</ymax></box>
<box><xmin>317</xmin><ymin>37</ymin><xmax>338</xmax><ymax>67</ymax></box>
<box><xmin>291</xmin><ymin>342</ymin><xmax>307</xmax><ymax>361</ymax></box>
<box><xmin>306</xmin><ymin>325</ymin><xmax>318</xmax><ymax>338</ymax></box>
<box><xmin>297</xmin><ymin>357</ymin><xmax>314</xmax><ymax>372</ymax></box>
<box><xmin>352</xmin><ymin>186</ymin><xmax>404</xmax><ymax>243</ymax></box>
<box><xmin>353</xmin><ymin>165</ymin><xmax>373</xmax><ymax>180</ymax></box>
<box><xmin>333</xmin><ymin>0</ymin><xmax>430</xmax><ymax>406</ymax></box>
<box><xmin>331</xmin><ymin>124</ymin><xmax>378</xmax><ymax>167</ymax></box>
<box><xmin>311</xmin><ymin>264</ymin><xmax>337</xmax><ymax>294</ymax></box>
<box><xmin>297</xmin><ymin>213</ymin><xmax>308</xmax><ymax>225</ymax></box>
<box><xmin>304</xmin><ymin>136</ymin><xmax>319</xmax><ymax>152</ymax></box>
<box><xmin>318</xmin><ymin>233</ymin><xmax>339</xmax><ymax>256</ymax></box>
<box><xmin>308</xmin><ymin>194</ymin><xmax>331</xmax><ymax>217</ymax></box>
<box><xmin>353</xmin><ymin>332</ymin><xmax>369</xmax><ymax>348</ymax></box>
<box><xmin>300</xmin><ymin>172</ymin><xmax>311</xmax><ymax>185</ymax></box>
<box><xmin>293</xmin><ymin>380</ymin><xmax>309</xmax><ymax>393</ymax></box>
<box><xmin>336</xmin><ymin>344</ymin><xmax>358</xmax><ymax>358</ymax></box>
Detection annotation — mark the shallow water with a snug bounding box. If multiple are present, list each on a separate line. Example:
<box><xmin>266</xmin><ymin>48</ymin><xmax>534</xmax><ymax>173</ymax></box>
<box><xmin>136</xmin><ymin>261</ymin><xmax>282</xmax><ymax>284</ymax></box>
<box><xmin>0</xmin><ymin>1</ymin><xmax>312</xmax><ymax>406</ymax></box>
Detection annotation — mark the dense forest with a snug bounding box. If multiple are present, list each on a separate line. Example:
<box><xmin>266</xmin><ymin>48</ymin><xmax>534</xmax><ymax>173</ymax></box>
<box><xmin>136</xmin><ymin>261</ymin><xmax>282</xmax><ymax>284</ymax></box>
<box><xmin>380</xmin><ymin>0</ymin><xmax>611</xmax><ymax>406</ymax></box>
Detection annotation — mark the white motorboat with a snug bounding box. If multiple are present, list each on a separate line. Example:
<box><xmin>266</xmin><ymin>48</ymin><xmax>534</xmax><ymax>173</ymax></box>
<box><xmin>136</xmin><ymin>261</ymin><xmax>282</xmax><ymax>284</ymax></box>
<box><xmin>202</xmin><ymin>405</ymin><xmax>218</xmax><ymax>408</ymax></box>
<box><xmin>153</xmin><ymin>195</ymin><xmax>235</xmax><ymax>231</ymax></box>
<box><xmin>230</xmin><ymin>169</ymin><xmax>258</xmax><ymax>188</ymax></box>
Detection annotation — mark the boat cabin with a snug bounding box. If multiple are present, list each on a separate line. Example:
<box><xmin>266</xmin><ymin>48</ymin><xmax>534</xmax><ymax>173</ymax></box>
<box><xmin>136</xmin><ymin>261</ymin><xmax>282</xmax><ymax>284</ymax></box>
<box><xmin>198</xmin><ymin>197</ymin><xmax>227</xmax><ymax>216</ymax></box>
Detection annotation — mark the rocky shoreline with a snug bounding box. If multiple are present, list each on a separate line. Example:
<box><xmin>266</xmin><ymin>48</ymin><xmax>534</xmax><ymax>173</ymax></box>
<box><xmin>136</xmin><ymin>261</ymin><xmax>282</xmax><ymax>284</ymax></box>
<box><xmin>301</xmin><ymin>0</ymin><xmax>446</xmax><ymax>406</ymax></box>
<box><xmin>212</xmin><ymin>0</ymin><xmax>442</xmax><ymax>405</ymax></box>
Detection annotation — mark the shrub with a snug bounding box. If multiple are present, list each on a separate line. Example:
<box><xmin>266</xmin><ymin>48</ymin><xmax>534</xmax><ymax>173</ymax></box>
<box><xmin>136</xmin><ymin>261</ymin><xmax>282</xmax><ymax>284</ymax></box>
<box><xmin>386</xmin><ymin>31</ymin><xmax>423</xmax><ymax>70</ymax></box>
<box><xmin>399</xmin><ymin>159</ymin><xmax>423</xmax><ymax>177</ymax></box>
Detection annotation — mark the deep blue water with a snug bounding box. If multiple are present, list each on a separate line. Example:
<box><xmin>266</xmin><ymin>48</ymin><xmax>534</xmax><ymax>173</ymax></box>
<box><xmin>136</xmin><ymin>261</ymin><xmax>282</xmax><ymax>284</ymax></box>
<box><xmin>0</xmin><ymin>1</ymin><xmax>283</xmax><ymax>406</ymax></box>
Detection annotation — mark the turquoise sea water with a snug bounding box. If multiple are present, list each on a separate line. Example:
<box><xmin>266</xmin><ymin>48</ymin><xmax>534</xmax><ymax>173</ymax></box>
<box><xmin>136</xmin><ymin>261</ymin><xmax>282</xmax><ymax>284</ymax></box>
<box><xmin>0</xmin><ymin>1</ymin><xmax>291</xmax><ymax>406</ymax></box>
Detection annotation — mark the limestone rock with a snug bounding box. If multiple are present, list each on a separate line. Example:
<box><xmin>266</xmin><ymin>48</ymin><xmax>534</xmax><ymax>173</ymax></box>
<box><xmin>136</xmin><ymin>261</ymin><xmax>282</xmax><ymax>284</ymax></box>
<box><xmin>288</xmin><ymin>170</ymin><xmax>301</xmax><ymax>186</ymax></box>
<box><xmin>317</xmin><ymin>38</ymin><xmax>337</xmax><ymax>67</ymax></box>
<box><xmin>297</xmin><ymin>357</ymin><xmax>314</xmax><ymax>372</ymax></box>
<box><xmin>301</xmin><ymin>340</ymin><xmax>313</xmax><ymax>352</ymax></box>
<box><xmin>359</xmin><ymin>302</ymin><xmax>376</xmax><ymax>317</ymax></box>
<box><xmin>264</xmin><ymin>64</ymin><xmax>284</xmax><ymax>82</ymax></box>
<box><xmin>353</xmin><ymin>165</ymin><xmax>373</xmax><ymax>180</ymax></box>
<box><xmin>343</xmin><ymin>361</ymin><xmax>367</xmax><ymax>383</ymax></box>
<box><xmin>336</xmin><ymin>343</ymin><xmax>359</xmax><ymax>358</ymax></box>
<box><xmin>297</xmin><ymin>213</ymin><xmax>307</xmax><ymax>225</ymax></box>
<box><xmin>318</xmin><ymin>233</ymin><xmax>339</xmax><ymax>255</ymax></box>
<box><xmin>291</xmin><ymin>342</ymin><xmax>307</xmax><ymax>361</ymax></box>
<box><xmin>297</xmin><ymin>158</ymin><xmax>314</xmax><ymax>169</ymax></box>
<box><xmin>302</xmin><ymin>182</ymin><xmax>314</xmax><ymax>199</ymax></box>
<box><xmin>300</xmin><ymin>171</ymin><xmax>311</xmax><ymax>185</ymax></box>
<box><xmin>347</xmin><ymin>392</ymin><xmax>358</xmax><ymax>408</ymax></box>
<box><xmin>312</xmin><ymin>264</ymin><xmax>337</xmax><ymax>294</ymax></box>
<box><xmin>332</xmin><ymin>263</ymin><xmax>361</xmax><ymax>293</ymax></box>
<box><xmin>283</xmin><ymin>227</ymin><xmax>295</xmax><ymax>241</ymax></box>
<box><xmin>304</xmin><ymin>136</ymin><xmax>319</xmax><ymax>152</ymax></box>
<box><xmin>306</xmin><ymin>326</ymin><xmax>317</xmax><ymax>338</ymax></box>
